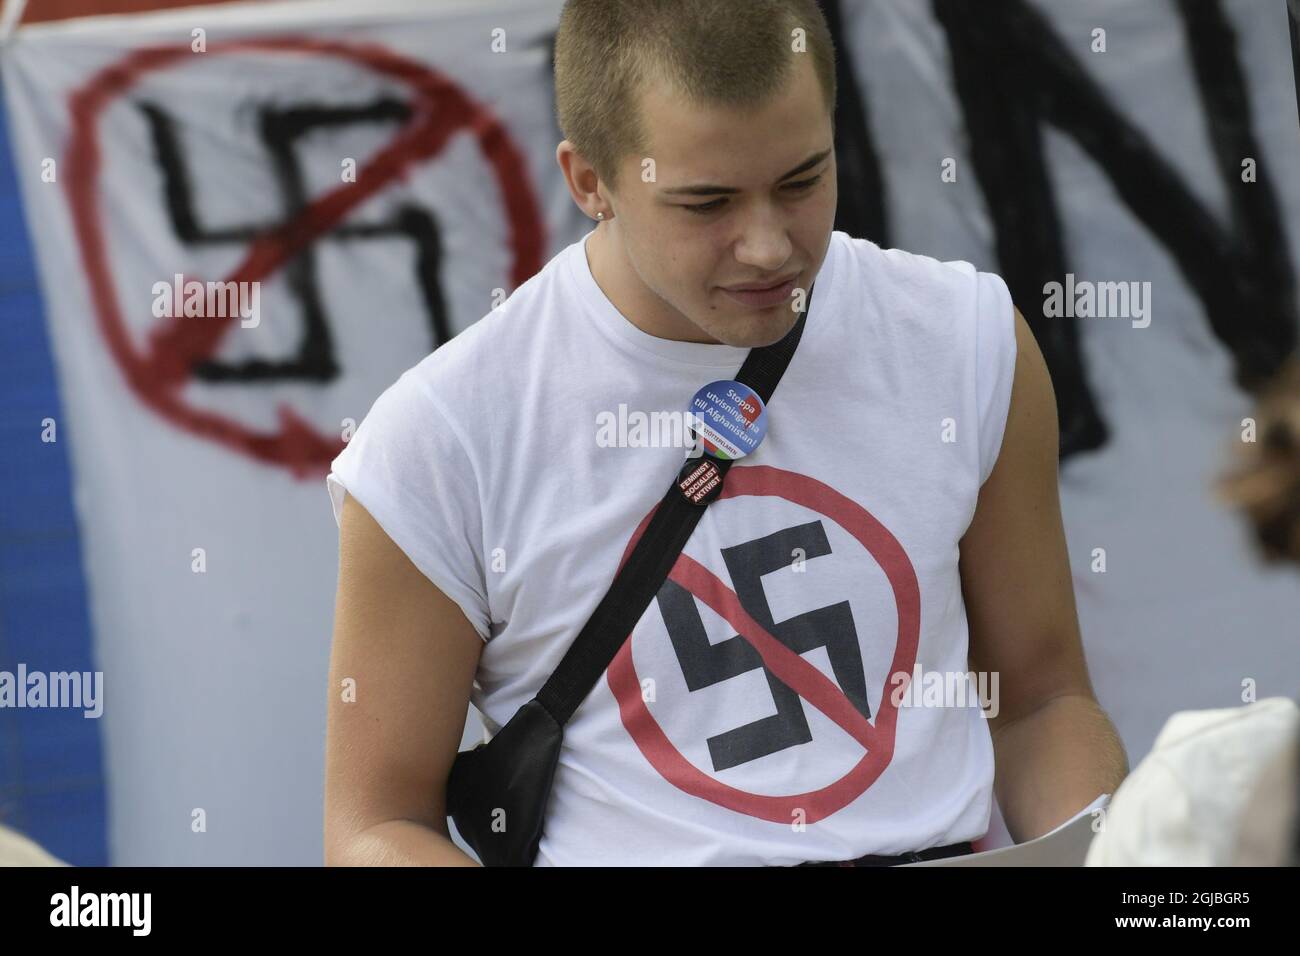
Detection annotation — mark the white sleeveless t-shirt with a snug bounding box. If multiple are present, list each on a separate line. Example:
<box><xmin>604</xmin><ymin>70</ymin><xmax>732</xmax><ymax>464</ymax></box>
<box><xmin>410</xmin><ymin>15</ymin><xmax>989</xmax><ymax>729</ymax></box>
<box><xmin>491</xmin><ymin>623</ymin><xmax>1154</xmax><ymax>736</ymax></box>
<box><xmin>327</xmin><ymin>227</ymin><xmax>1017</xmax><ymax>865</ymax></box>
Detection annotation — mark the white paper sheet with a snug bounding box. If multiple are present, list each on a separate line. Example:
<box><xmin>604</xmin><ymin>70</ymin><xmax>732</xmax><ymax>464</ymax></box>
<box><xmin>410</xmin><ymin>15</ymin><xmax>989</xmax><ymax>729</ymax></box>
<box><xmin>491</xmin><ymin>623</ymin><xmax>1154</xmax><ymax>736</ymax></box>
<box><xmin>904</xmin><ymin>794</ymin><xmax>1112</xmax><ymax>866</ymax></box>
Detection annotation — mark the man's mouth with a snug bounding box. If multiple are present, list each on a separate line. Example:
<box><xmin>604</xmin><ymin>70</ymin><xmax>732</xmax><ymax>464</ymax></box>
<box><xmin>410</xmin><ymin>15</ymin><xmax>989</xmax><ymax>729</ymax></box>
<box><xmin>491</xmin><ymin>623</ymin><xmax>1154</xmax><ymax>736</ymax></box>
<box><xmin>721</xmin><ymin>275</ymin><xmax>799</xmax><ymax>309</ymax></box>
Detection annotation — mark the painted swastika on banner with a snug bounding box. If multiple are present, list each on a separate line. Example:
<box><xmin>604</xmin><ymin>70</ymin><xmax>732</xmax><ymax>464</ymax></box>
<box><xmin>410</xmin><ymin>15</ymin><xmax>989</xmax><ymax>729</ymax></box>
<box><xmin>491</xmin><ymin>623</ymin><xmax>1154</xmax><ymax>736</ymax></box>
<box><xmin>607</xmin><ymin>464</ymin><xmax>921</xmax><ymax>824</ymax></box>
<box><xmin>656</xmin><ymin>519</ymin><xmax>869</xmax><ymax>772</ymax></box>
<box><xmin>137</xmin><ymin>96</ymin><xmax>454</xmax><ymax>382</ymax></box>
<box><xmin>64</xmin><ymin>38</ymin><xmax>545</xmax><ymax>477</ymax></box>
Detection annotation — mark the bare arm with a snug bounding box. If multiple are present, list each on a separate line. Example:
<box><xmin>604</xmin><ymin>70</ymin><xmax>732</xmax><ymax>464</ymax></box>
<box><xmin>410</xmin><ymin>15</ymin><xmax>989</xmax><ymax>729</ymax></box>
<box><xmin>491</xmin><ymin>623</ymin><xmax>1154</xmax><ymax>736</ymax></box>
<box><xmin>324</xmin><ymin>492</ymin><xmax>485</xmax><ymax>866</ymax></box>
<box><xmin>958</xmin><ymin>307</ymin><xmax>1128</xmax><ymax>843</ymax></box>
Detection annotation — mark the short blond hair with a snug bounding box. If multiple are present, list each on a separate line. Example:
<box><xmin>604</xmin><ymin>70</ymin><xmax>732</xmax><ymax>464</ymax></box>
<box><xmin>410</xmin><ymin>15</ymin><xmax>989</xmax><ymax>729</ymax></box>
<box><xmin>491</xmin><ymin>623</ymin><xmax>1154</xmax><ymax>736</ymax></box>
<box><xmin>554</xmin><ymin>0</ymin><xmax>837</xmax><ymax>194</ymax></box>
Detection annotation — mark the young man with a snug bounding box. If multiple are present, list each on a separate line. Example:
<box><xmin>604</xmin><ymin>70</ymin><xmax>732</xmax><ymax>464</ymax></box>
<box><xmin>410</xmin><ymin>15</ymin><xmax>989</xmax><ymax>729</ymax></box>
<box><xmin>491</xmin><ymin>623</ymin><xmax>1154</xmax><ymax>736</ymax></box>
<box><xmin>324</xmin><ymin>0</ymin><xmax>1128</xmax><ymax>866</ymax></box>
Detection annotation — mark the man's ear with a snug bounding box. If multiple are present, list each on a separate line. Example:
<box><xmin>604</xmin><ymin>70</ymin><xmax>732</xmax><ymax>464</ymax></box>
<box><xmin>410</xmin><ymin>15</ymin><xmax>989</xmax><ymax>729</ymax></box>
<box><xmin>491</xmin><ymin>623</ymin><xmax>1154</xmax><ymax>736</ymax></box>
<box><xmin>556</xmin><ymin>140</ymin><xmax>604</xmax><ymax>218</ymax></box>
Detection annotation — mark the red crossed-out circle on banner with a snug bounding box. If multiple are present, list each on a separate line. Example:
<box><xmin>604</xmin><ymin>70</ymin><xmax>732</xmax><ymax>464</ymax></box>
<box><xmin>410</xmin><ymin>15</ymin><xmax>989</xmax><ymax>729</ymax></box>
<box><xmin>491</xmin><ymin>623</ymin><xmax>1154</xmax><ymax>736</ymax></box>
<box><xmin>64</xmin><ymin>38</ymin><xmax>545</xmax><ymax>477</ymax></box>
<box><xmin>606</xmin><ymin>464</ymin><xmax>921</xmax><ymax>823</ymax></box>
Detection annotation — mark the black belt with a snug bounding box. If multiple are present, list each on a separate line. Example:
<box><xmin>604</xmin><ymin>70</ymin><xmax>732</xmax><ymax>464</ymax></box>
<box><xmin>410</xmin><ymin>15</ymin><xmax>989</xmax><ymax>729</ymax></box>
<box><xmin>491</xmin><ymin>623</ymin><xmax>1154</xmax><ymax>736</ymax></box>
<box><xmin>791</xmin><ymin>840</ymin><xmax>975</xmax><ymax>867</ymax></box>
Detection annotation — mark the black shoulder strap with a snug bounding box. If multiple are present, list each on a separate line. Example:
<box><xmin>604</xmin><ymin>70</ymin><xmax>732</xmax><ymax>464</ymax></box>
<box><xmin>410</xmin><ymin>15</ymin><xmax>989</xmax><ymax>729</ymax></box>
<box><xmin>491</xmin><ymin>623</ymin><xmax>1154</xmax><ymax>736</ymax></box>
<box><xmin>536</xmin><ymin>284</ymin><xmax>815</xmax><ymax>726</ymax></box>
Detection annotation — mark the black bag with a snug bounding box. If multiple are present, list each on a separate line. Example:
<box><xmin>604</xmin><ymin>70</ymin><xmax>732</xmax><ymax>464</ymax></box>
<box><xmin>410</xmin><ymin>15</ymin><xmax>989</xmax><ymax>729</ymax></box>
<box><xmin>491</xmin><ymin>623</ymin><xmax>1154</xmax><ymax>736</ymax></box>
<box><xmin>446</xmin><ymin>286</ymin><xmax>814</xmax><ymax>866</ymax></box>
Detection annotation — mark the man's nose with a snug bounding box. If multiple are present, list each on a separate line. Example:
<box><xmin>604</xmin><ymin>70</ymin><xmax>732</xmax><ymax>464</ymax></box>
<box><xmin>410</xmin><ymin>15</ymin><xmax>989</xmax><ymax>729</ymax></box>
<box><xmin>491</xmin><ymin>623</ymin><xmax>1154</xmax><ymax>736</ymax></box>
<box><xmin>732</xmin><ymin>205</ymin><xmax>794</xmax><ymax>270</ymax></box>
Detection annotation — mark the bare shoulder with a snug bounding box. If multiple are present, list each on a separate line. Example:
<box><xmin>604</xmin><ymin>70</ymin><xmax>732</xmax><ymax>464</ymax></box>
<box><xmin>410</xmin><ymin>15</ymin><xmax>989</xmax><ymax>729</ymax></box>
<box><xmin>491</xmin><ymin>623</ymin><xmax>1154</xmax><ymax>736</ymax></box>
<box><xmin>324</xmin><ymin>493</ymin><xmax>484</xmax><ymax>858</ymax></box>
<box><xmin>959</xmin><ymin>305</ymin><xmax>1091</xmax><ymax>732</ymax></box>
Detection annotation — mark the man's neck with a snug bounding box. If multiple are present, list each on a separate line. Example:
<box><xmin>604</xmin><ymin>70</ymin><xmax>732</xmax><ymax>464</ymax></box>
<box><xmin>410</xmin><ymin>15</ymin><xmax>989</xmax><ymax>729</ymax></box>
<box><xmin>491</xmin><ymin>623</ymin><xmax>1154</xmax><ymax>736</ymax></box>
<box><xmin>585</xmin><ymin>224</ymin><xmax>722</xmax><ymax>344</ymax></box>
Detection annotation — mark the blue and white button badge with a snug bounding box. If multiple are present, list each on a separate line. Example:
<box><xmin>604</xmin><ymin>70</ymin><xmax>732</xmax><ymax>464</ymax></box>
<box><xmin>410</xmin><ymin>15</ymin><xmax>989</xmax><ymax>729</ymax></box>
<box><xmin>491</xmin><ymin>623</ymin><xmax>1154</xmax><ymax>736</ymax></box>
<box><xmin>688</xmin><ymin>380</ymin><xmax>768</xmax><ymax>460</ymax></box>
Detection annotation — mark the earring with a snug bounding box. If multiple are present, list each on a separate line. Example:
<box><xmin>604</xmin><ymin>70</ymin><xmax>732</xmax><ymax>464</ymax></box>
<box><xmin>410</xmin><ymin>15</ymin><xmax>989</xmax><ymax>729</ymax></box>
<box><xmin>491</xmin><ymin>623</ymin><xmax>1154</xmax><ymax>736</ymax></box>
<box><xmin>596</xmin><ymin>211</ymin><xmax>605</xmax><ymax>220</ymax></box>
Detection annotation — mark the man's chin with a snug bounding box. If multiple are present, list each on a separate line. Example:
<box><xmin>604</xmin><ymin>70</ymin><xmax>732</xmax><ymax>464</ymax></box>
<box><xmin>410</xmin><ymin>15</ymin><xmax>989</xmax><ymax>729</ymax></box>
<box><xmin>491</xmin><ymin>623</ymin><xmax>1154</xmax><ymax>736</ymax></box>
<box><xmin>715</xmin><ymin>312</ymin><xmax>801</xmax><ymax>349</ymax></box>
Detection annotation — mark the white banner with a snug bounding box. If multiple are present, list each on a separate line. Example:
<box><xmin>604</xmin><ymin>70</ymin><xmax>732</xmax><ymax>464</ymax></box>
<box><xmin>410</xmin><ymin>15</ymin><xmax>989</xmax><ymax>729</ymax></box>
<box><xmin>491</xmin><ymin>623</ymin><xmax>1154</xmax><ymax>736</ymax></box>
<box><xmin>2</xmin><ymin>0</ymin><xmax>577</xmax><ymax>865</ymax></box>
<box><xmin>4</xmin><ymin>0</ymin><xmax>1299</xmax><ymax>864</ymax></box>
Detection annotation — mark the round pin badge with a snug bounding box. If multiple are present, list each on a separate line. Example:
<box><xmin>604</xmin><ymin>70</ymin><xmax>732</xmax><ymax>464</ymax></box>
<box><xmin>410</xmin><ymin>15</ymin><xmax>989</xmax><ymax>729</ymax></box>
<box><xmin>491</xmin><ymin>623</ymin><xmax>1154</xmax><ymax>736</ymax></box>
<box><xmin>687</xmin><ymin>380</ymin><xmax>768</xmax><ymax>460</ymax></box>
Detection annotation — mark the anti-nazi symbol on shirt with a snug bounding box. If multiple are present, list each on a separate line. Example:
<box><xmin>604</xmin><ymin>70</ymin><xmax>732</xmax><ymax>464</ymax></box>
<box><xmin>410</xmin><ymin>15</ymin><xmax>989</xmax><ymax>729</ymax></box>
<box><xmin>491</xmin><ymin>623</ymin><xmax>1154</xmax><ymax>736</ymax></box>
<box><xmin>608</xmin><ymin>464</ymin><xmax>921</xmax><ymax>824</ymax></box>
<box><xmin>655</xmin><ymin>519</ymin><xmax>871</xmax><ymax>772</ymax></box>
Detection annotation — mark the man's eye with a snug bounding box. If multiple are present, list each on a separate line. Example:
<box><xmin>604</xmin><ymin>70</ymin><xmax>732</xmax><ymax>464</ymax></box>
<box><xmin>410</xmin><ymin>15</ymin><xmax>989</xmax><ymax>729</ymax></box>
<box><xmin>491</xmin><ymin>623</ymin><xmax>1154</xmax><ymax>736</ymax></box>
<box><xmin>683</xmin><ymin>199</ymin><xmax>726</xmax><ymax>215</ymax></box>
<box><xmin>681</xmin><ymin>175</ymin><xmax>823</xmax><ymax>215</ymax></box>
<box><xmin>785</xmin><ymin>175</ymin><xmax>823</xmax><ymax>192</ymax></box>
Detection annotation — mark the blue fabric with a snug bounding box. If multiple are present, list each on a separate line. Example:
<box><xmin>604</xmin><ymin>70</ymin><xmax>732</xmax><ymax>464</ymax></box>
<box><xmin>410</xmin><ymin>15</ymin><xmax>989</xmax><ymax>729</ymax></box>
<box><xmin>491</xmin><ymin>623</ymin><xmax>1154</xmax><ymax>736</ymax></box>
<box><xmin>0</xmin><ymin>80</ymin><xmax>109</xmax><ymax>866</ymax></box>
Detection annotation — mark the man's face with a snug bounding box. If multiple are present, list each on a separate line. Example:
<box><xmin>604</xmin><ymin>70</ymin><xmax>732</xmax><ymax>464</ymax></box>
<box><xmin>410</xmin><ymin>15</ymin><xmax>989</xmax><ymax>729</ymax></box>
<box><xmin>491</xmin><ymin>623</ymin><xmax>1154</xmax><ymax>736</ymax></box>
<box><xmin>603</xmin><ymin>54</ymin><xmax>837</xmax><ymax>347</ymax></box>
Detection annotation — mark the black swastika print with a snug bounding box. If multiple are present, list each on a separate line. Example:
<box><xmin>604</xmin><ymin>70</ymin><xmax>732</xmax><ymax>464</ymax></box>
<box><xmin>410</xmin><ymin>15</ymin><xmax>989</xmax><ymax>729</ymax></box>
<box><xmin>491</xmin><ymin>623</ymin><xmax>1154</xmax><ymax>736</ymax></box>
<box><xmin>655</xmin><ymin>520</ymin><xmax>871</xmax><ymax>773</ymax></box>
